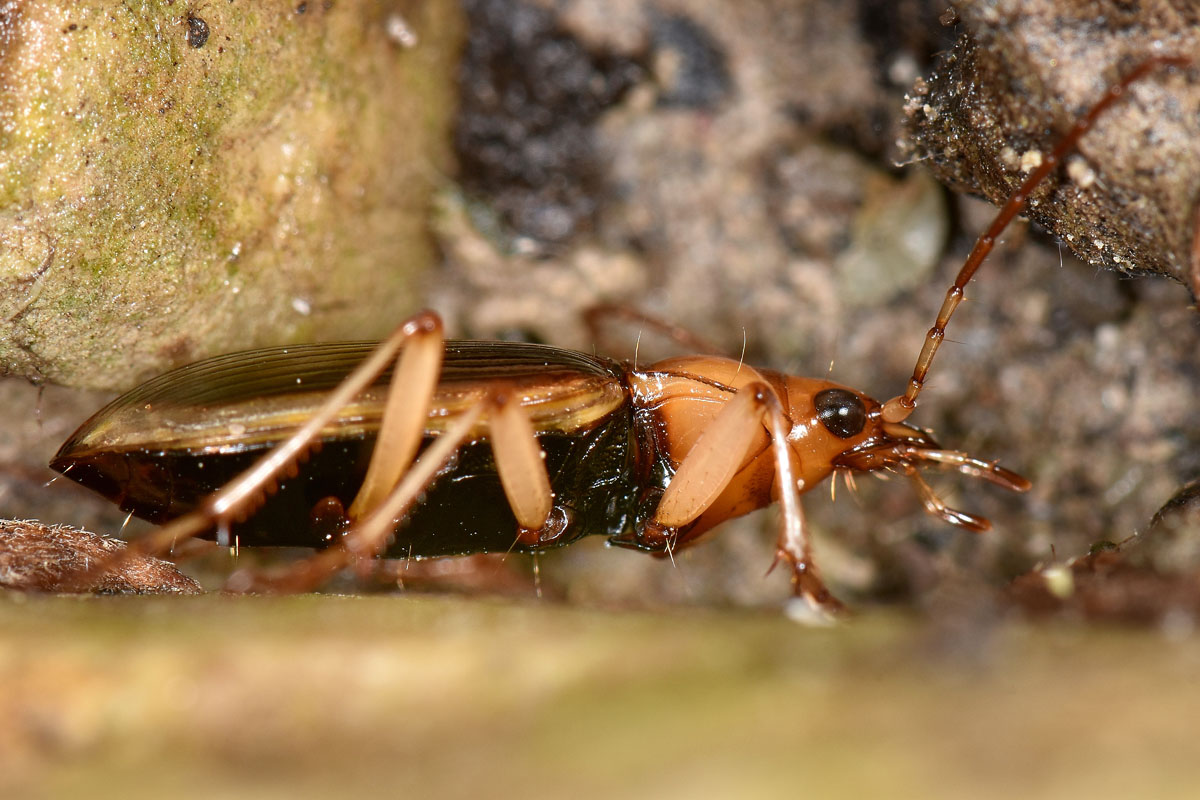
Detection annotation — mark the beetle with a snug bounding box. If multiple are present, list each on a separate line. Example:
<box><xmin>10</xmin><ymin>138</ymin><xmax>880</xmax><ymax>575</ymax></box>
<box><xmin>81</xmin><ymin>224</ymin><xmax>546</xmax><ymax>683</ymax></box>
<box><xmin>49</xmin><ymin>56</ymin><xmax>1188</xmax><ymax>611</ymax></box>
<box><xmin>51</xmin><ymin>317</ymin><xmax>1028</xmax><ymax>611</ymax></box>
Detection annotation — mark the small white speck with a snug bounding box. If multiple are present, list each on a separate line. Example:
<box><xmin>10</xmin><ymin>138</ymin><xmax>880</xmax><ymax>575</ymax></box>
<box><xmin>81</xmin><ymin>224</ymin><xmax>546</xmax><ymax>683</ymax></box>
<box><xmin>784</xmin><ymin>596</ymin><xmax>837</xmax><ymax>627</ymax></box>
<box><xmin>1041</xmin><ymin>565</ymin><xmax>1073</xmax><ymax>599</ymax></box>
<box><xmin>1162</xmin><ymin>608</ymin><xmax>1195</xmax><ymax>640</ymax></box>
<box><xmin>229</xmin><ymin>423</ymin><xmax>246</xmax><ymax>436</ymax></box>
<box><xmin>1100</xmin><ymin>386</ymin><xmax>1125</xmax><ymax>412</ymax></box>
<box><xmin>1067</xmin><ymin>157</ymin><xmax>1095</xmax><ymax>188</ymax></box>
<box><xmin>1093</xmin><ymin>239</ymin><xmax>1105</xmax><ymax>250</ymax></box>
<box><xmin>887</xmin><ymin>53</ymin><xmax>918</xmax><ymax>87</ymax></box>
<box><xmin>1019</xmin><ymin>149</ymin><xmax>1043</xmax><ymax>173</ymax></box>
<box><xmin>386</xmin><ymin>13</ymin><xmax>418</xmax><ymax>48</ymax></box>
<box><xmin>292</xmin><ymin>297</ymin><xmax>312</xmax><ymax>315</ymax></box>
<box><xmin>1095</xmin><ymin>323</ymin><xmax>1121</xmax><ymax>353</ymax></box>
<box><xmin>512</xmin><ymin>236</ymin><xmax>539</xmax><ymax>255</ymax></box>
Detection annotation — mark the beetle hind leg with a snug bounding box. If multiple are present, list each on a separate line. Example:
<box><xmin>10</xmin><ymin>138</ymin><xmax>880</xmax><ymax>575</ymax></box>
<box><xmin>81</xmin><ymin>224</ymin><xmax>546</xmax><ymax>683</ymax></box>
<box><xmin>63</xmin><ymin>311</ymin><xmax>447</xmax><ymax>592</ymax></box>
<box><xmin>345</xmin><ymin>313</ymin><xmax>447</xmax><ymax>522</ymax></box>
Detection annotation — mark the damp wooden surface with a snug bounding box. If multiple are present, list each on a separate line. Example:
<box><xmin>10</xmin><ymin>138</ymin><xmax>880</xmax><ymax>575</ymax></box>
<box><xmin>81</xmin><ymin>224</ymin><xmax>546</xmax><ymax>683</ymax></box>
<box><xmin>4</xmin><ymin>593</ymin><xmax>1200</xmax><ymax>800</ymax></box>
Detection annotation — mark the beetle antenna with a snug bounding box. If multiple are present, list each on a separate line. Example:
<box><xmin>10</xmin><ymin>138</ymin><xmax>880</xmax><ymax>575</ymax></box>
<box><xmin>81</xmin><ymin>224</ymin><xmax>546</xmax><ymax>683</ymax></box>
<box><xmin>881</xmin><ymin>55</ymin><xmax>1192</xmax><ymax>424</ymax></box>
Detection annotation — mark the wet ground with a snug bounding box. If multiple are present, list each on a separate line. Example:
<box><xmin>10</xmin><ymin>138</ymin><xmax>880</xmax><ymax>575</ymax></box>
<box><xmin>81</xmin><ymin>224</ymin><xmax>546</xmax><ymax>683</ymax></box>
<box><xmin>6</xmin><ymin>594</ymin><xmax>1200</xmax><ymax>800</ymax></box>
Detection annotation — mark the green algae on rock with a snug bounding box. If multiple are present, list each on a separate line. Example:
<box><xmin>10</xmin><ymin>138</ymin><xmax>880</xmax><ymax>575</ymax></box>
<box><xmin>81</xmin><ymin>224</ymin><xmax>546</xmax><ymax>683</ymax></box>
<box><xmin>0</xmin><ymin>1</ymin><xmax>462</xmax><ymax>389</ymax></box>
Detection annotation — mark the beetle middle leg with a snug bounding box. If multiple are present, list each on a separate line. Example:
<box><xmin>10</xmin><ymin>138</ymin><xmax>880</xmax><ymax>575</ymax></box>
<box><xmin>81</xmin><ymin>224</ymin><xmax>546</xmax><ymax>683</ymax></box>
<box><xmin>324</xmin><ymin>314</ymin><xmax>556</xmax><ymax>542</ymax></box>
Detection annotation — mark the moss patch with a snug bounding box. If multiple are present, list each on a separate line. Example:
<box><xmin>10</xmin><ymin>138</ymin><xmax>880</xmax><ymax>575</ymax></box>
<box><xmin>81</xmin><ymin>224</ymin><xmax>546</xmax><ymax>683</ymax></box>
<box><xmin>0</xmin><ymin>1</ymin><xmax>463</xmax><ymax>389</ymax></box>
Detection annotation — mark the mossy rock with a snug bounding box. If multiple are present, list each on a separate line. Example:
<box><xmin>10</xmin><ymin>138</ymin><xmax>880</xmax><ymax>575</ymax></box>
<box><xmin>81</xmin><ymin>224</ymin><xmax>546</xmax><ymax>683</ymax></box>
<box><xmin>0</xmin><ymin>1</ymin><xmax>463</xmax><ymax>389</ymax></box>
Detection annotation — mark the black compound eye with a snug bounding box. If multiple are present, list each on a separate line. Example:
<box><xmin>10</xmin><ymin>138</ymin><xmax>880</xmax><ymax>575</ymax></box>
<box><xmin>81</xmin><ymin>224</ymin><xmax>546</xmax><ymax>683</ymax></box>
<box><xmin>814</xmin><ymin>388</ymin><xmax>866</xmax><ymax>439</ymax></box>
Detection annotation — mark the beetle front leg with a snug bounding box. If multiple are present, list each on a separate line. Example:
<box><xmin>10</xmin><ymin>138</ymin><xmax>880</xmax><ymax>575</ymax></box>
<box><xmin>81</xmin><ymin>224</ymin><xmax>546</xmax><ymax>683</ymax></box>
<box><xmin>762</xmin><ymin>393</ymin><xmax>842</xmax><ymax>617</ymax></box>
<box><xmin>641</xmin><ymin>382</ymin><xmax>841</xmax><ymax>613</ymax></box>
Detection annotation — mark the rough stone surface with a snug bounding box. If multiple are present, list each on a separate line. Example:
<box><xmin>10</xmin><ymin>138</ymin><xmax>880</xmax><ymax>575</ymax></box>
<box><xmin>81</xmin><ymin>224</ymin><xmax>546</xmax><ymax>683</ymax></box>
<box><xmin>904</xmin><ymin>0</ymin><xmax>1200</xmax><ymax>291</ymax></box>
